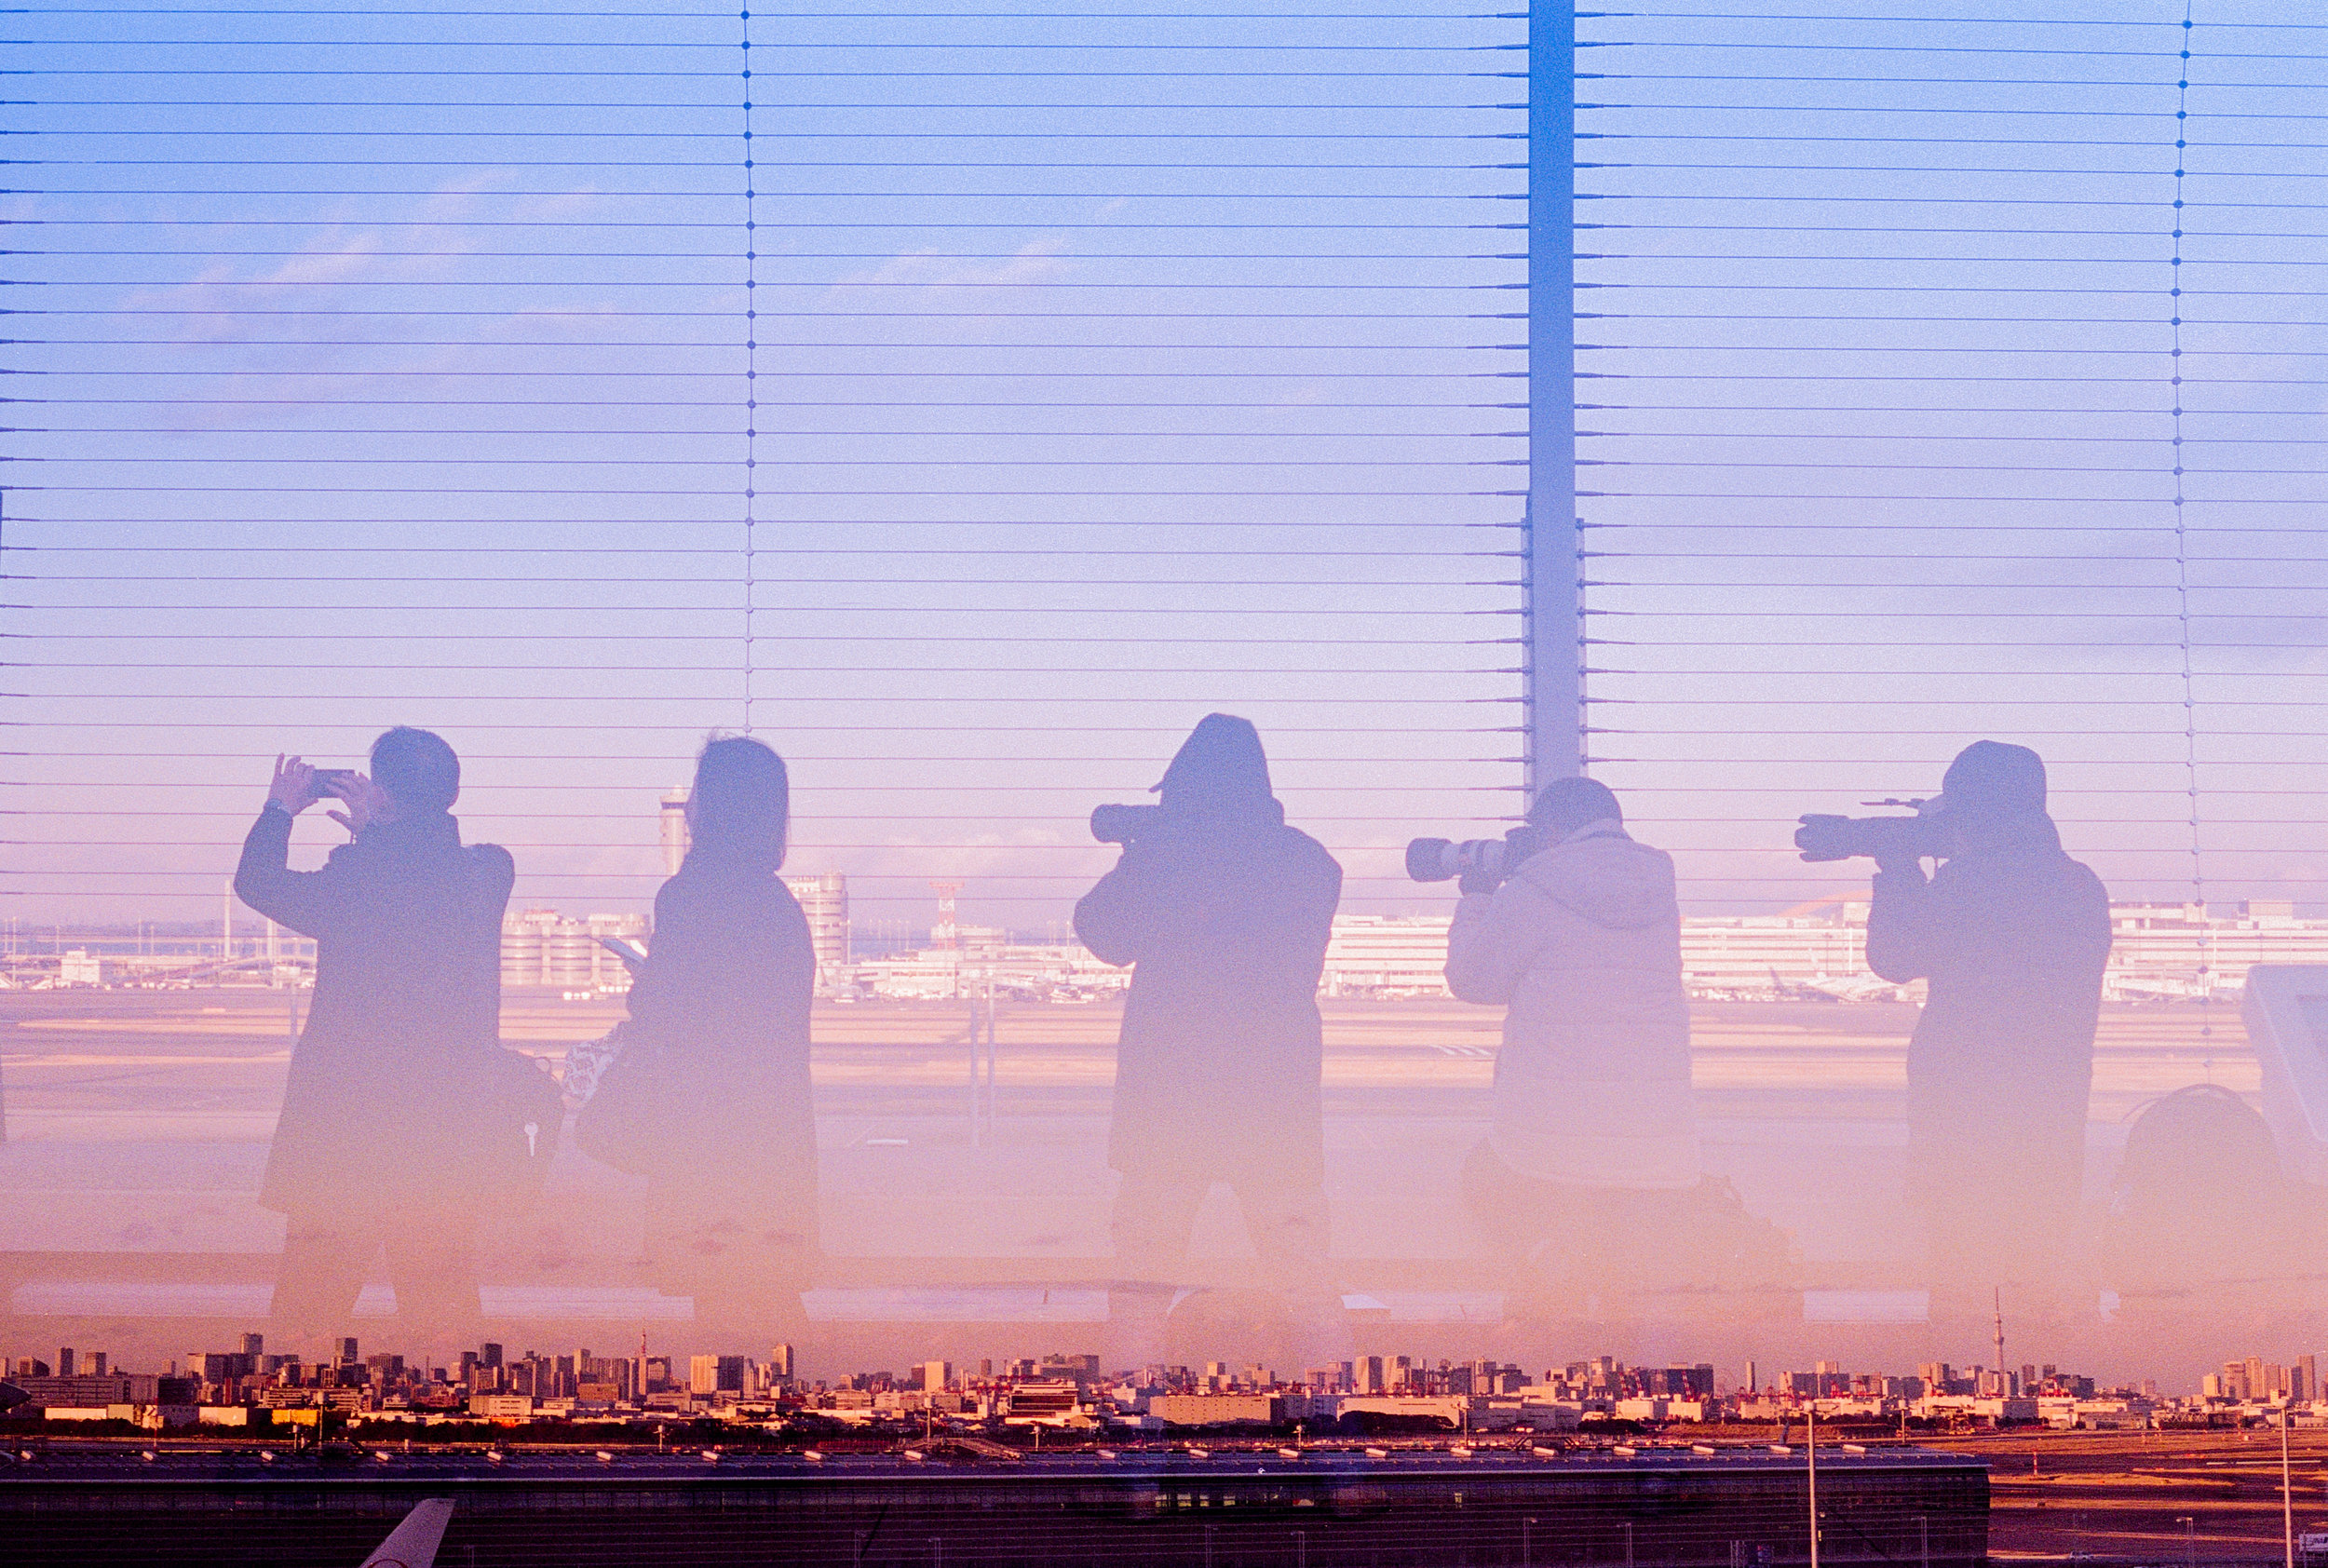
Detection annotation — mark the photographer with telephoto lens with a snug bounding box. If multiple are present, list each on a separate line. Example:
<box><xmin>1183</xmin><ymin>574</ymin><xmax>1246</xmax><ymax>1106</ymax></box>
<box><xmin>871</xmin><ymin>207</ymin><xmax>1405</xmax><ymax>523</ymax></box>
<box><xmin>1076</xmin><ymin>714</ymin><xmax>1347</xmax><ymax>1369</ymax></box>
<box><xmin>1437</xmin><ymin>778</ymin><xmax>1760</xmax><ymax>1320</ymax></box>
<box><xmin>1848</xmin><ymin>740</ymin><xmax>2110</xmax><ymax>1318</ymax></box>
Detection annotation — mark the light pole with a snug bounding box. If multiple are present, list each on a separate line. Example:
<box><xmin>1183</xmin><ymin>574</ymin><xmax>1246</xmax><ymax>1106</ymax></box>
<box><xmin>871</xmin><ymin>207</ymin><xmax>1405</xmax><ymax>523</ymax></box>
<box><xmin>2179</xmin><ymin>1514</ymin><xmax>2195</xmax><ymax>1568</ymax></box>
<box><xmin>2284</xmin><ymin>1406</ymin><xmax>2297</xmax><ymax>1568</ymax></box>
<box><xmin>1807</xmin><ymin>1402</ymin><xmax>1820</xmax><ymax>1568</ymax></box>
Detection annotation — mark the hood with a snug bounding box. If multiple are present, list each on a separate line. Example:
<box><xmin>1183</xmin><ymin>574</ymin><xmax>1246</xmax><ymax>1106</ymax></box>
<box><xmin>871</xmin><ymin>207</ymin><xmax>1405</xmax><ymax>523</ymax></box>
<box><xmin>1938</xmin><ymin>738</ymin><xmax>2047</xmax><ymax>818</ymax></box>
<box><xmin>1947</xmin><ymin>809</ymin><xmax>2064</xmax><ymax>860</ymax></box>
<box><xmin>1509</xmin><ymin>821</ymin><xmax>1678</xmax><ymax>930</ymax></box>
<box><xmin>1151</xmin><ymin>712</ymin><xmax>1274</xmax><ymax>814</ymax></box>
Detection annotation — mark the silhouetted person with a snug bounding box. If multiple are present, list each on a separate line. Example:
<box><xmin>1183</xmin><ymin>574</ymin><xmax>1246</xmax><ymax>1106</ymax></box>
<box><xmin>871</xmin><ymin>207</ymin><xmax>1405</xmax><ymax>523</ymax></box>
<box><xmin>235</xmin><ymin>728</ymin><xmax>513</xmax><ymax>1351</ymax></box>
<box><xmin>1075</xmin><ymin>714</ymin><xmax>1347</xmax><ymax>1368</ymax></box>
<box><xmin>1865</xmin><ymin>740</ymin><xmax>2110</xmax><ymax>1314</ymax></box>
<box><xmin>1447</xmin><ymin>779</ymin><xmax>1739</xmax><ymax>1317</ymax></box>
<box><xmin>620</xmin><ymin>737</ymin><xmax>817</xmax><ymax>1345</ymax></box>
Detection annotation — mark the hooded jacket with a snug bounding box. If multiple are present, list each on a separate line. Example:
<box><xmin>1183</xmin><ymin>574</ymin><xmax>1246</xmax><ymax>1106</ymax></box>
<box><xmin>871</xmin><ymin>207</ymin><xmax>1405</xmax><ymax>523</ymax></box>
<box><xmin>1867</xmin><ymin>814</ymin><xmax>2111</xmax><ymax>1123</ymax></box>
<box><xmin>1074</xmin><ymin>716</ymin><xmax>1343</xmax><ymax>1185</ymax></box>
<box><xmin>1443</xmin><ymin>820</ymin><xmax>1696</xmax><ymax>1189</ymax></box>
<box><xmin>1864</xmin><ymin>810</ymin><xmax>2110</xmax><ymax>1280</ymax></box>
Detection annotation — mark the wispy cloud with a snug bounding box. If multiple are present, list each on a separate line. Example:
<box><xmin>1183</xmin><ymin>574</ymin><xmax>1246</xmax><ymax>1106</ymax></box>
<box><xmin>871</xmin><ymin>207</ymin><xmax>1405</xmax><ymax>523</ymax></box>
<box><xmin>824</xmin><ymin>239</ymin><xmax>1076</xmax><ymax>312</ymax></box>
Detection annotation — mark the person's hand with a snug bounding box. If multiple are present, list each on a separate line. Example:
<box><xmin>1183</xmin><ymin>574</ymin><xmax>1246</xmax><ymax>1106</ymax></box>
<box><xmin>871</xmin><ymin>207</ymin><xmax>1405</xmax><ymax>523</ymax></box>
<box><xmin>320</xmin><ymin>771</ymin><xmax>392</xmax><ymax>836</ymax></box>
<box><xmin>268</xmin><ymin>754</ymin><xmax>321</xmax><ymax>816</ymax></box>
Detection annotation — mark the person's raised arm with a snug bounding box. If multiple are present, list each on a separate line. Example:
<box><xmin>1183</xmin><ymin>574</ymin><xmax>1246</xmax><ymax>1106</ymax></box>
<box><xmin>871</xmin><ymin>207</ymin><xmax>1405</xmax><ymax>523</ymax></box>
<box><xmin>1073</xmin><ymin>845</ymin><xmax>1161</xmax><ymax>968</ymax></box>
<box><xmin>1864</xmin><ymin>853</ymin><xmax>1942</xmax><ymax>984</ymax></box>
<box><xmin>233</xmin><ymin>754</ymin><xmax>347</xmax><ymax>939</ymax></box>
<box><xmin>1443</xmin><ymin>874</ymin><xmax>1555</xmax><ymax>1007</ymax></box>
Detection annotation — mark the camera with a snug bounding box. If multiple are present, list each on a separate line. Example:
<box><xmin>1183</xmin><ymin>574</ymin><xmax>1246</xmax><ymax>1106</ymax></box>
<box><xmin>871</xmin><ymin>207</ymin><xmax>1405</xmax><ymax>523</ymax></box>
<box><xmin>1793</xmin><ymin>799</ymin><xmax>1951</xmax><ymax>864</ymax></box>
<box><xmin>1090</xmin><ymin>804</ymin><xmax>1161</xmax><ymax>845</ymax></box>
<box><xmin>1405</xmin><ymin>824</ymin><xmax>1552</xmax><ymax>887</ymax></box>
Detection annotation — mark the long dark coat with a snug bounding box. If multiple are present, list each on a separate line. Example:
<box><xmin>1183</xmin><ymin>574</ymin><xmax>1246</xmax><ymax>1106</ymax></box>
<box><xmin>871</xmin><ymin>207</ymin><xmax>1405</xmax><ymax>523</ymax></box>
<box><xmin>1867</xmin><ymin>815</ymin><xmax>2111</xmax><ymax>1272</ymax></box>
<box><xmin>235</xmin><ymin>806</ymin><xmax>515</xmax><ymax>1219</ymax></box>
<box><xmin>1074</xmin><ymin>800</ymin><xmax>1342</xmax><ymax>1188</ymax></box>
<box><xmin>621</xmin><ymin>852</ymin><xmax>819</xmax><ymax>1241</ymax></box>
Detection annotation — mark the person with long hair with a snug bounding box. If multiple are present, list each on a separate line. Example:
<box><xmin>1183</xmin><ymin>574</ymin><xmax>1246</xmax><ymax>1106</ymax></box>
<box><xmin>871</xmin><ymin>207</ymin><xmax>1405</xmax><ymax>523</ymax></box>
<box><xmin>619</xmin><ymin>735</ymin><xmax>819</xmax><ymax>1345</ymax></box>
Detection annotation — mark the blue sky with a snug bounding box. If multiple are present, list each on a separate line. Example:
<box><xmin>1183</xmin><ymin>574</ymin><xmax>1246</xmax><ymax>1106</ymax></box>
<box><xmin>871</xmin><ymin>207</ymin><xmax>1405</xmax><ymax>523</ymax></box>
<box><xmin>3</xmin><ymin>2</ymin><xmax>2322</xmax><ymax>926</ymax></box>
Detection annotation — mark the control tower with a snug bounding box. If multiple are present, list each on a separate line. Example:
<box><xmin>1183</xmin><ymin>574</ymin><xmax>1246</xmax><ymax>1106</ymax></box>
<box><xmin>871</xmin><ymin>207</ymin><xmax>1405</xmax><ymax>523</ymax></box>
<box><xmin>659</xmin><ymin>787</ymin><xmax>690</xmax><ymax>877</ymax></box>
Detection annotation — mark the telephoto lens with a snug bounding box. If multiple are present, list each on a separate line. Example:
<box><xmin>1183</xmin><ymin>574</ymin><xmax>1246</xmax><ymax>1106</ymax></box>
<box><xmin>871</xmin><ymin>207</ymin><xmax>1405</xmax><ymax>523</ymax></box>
<box><xmin>1090</xmin><ymin>804</ymin><xmax>1161</xmax><ymax>845</ymax></box>
<box><xmin>1406</xmin><ymin>838</ymin><xmax>1459</xmax><ymax>883</ymax></box>
<box><xmin>1404</xmin><ymin>836</ymin><xmax>1508</xmax><ymax>885</ymax></box>
<box><xmin>1793</xmin><ymin>809</ymin><xmax>1947</xmax><ymax>864</ymax></box>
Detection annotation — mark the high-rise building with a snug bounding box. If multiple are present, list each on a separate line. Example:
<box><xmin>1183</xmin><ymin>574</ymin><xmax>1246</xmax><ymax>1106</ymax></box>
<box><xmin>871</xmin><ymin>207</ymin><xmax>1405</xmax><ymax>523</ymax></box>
<box><xmin>770</xmin><ymin>1344</ymin><xmax>795</xmax><ymax>1383</ymax></box>
<box><xmin>1642</xmin><ymin>1365</ymin><xmax>1716</xmax><ymax>1399</ymax></box>
<box><xmin>688</xmin><ymin>1354</ymin><xmax>746</xmax><ymax>1396</ymax></box>
<box><xmin>919</xmin><ymin>1359</ymin><xmax>952</xmax><ymax>1393</ymax></box>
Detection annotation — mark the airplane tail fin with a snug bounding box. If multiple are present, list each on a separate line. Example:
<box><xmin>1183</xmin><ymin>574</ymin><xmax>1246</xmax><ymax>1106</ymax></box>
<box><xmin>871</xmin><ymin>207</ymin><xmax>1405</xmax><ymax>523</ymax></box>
<box><xmin>359</xmin><ymin>1498</ymin><xmax>454</xmax><ymax>1568</ymax></box>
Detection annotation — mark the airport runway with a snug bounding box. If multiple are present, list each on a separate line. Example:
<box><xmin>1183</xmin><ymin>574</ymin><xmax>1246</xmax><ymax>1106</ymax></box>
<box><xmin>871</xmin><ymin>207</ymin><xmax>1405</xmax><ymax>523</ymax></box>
<box><xmin>0</xmin><ymin>990</ymin><xmax>2271</xmax><ymax>1381</ymax></box>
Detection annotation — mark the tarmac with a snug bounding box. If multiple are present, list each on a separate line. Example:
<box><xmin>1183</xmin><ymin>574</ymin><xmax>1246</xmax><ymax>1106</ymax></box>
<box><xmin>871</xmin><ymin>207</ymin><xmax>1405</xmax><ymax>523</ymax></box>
<box><xmin>0</xmin><ymin>990</ymin><xmax>2278</xmax><ymax>1384</ymax></box>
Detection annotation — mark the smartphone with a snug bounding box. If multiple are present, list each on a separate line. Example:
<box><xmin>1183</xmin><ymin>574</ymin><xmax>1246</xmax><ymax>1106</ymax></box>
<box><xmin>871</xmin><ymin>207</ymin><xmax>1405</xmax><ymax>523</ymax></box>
<box><xmin>597</xmin><ymin>935</ymin><xmax>649</xmax><ymax>973</ymax></box>
<box><xmin>313</xmin><ymin>768</ymin><xmax>359</xmax><ymax>793</ymax></box>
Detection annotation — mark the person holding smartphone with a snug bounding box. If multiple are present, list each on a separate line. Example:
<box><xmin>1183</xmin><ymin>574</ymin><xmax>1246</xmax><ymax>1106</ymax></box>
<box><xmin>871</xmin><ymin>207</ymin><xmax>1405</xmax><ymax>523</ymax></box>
<box><xmin>235</xmin><ymin>727</ymin><xmax>514</xmax><ymax>1351</ymax></box>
